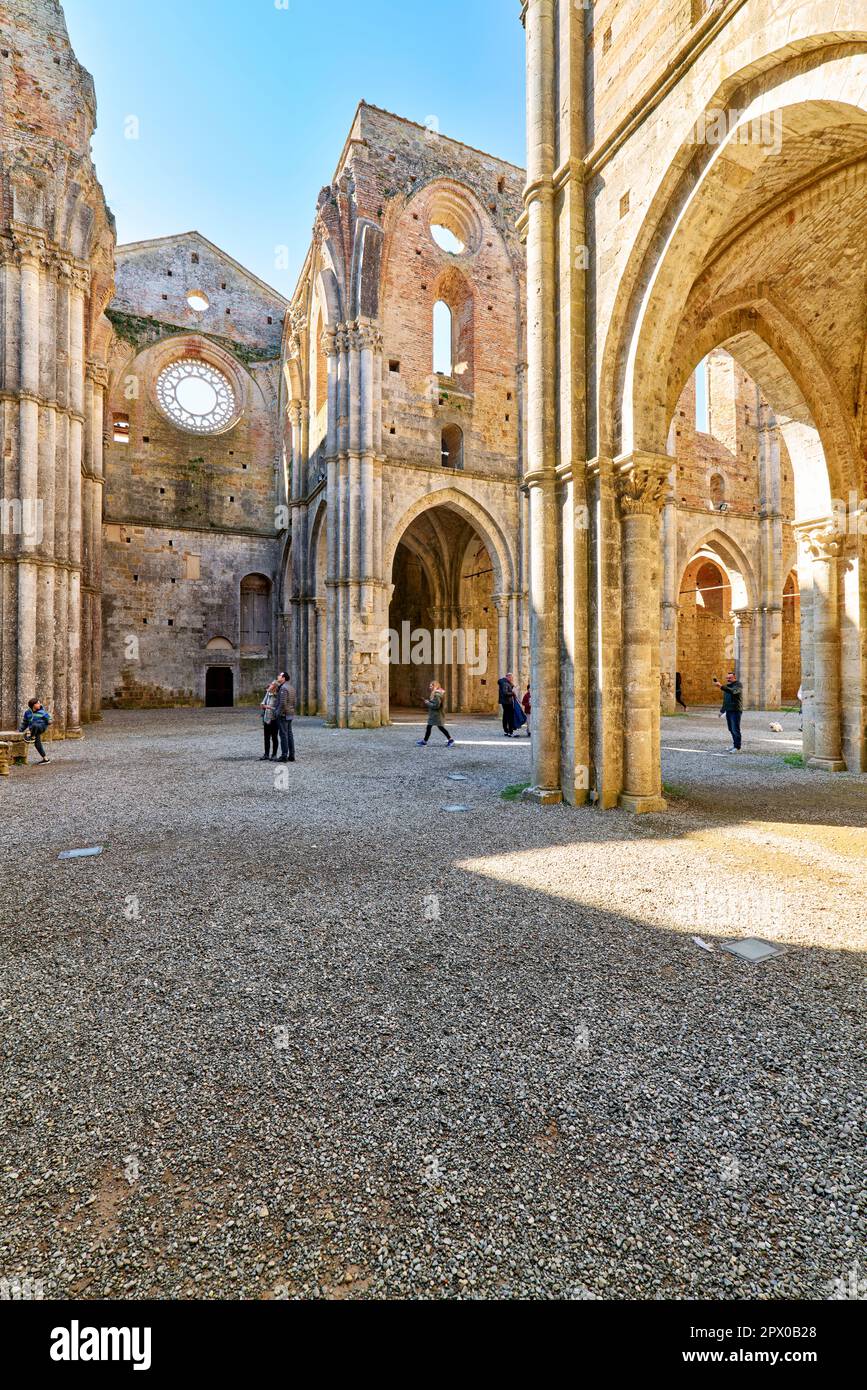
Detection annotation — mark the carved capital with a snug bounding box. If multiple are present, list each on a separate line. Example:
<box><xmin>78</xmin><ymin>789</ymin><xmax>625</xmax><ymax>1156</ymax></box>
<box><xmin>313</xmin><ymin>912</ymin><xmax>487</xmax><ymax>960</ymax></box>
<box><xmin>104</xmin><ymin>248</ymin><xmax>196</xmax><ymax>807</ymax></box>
<box><xmin>10</xmin><ymin>229</ymin><xmax>48</xmax><ymax>267</ymax></box>
<box><xmin>86</xmin><ymin>361</ymin><xmax>110</xmax><ymax>390</ymax></box>
<box><xmin>352</xmin><ymin>318</ymin><xmax>382</xmax><ymax>352</ymax></box>
<box><xmin>800</xmin><ymin>524</ymin><xmax>845</xmax><ymax>562</ymax></box>
<box><xmin>615</xmin><ymin>453</ymin><xmax>671</xmax><ymax>517</ymax></box>
<box><xmin>71</xmin><ymin>263</ymin><xmax>91</xmax><ymax>295</ymax></box>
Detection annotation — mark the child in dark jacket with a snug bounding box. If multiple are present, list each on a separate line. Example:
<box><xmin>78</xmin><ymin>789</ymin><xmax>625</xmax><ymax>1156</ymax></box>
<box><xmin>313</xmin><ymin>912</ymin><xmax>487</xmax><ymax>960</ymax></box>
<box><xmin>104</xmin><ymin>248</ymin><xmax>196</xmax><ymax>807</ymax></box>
<box><xmin>20</xmin><ymin>699</ymin><xmax>52</xmax><ymax>763</ymax></box>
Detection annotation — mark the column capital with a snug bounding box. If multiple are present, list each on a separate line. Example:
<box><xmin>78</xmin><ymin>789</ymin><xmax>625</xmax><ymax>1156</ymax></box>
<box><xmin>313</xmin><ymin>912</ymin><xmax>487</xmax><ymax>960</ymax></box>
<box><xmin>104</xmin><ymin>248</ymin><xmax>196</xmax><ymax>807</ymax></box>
<box><xmin>351</xmin><ymin>318</ymin><xmax>382</xmax><ymax>352</ymax></box>
<box><xmin>9</xmin><ymin>229</ymin><xmax>48</xmax><ymax>267</ymax></box>
<box><xmin>797</xmin><ymin>522</ymin><xmax>845</xmax><ymax>561</ymax></box>
<box><xmin>86</xmin><ymin>361</ymin><xmax>109</xmax><ymax>390</ymax></box>
<box><xmin>731</xmin><ymin>607</ymin><xmax>756</xmax><ymax>626</ymax></box>
<box><xmin>615</xmin><ymin>452</ymin><xmax>672</xmax><ymax>516</ymax></box>
<box><xmin>288</xmin><ymin>400</ymin><xmax>303</xmax><ymax>428</ymax></box>
<box><xmin>70</xmin><ymin>263</ymin><xmax>91</xmax><ymax>295</ymax></box>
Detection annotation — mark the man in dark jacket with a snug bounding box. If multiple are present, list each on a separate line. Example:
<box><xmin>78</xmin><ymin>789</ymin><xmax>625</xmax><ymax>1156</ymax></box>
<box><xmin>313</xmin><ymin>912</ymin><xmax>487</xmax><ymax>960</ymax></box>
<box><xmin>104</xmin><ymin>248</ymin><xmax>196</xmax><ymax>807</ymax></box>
<box><xmin>713</xmin><ymin>670</ymin><xmax>743</xmax><ymax>752</ymax></box>
<box><xmin>498</xmin><ymin>673</ymin><xmax>516</xmax><ymax>737</ymax></box>
<box><xmin>276</xmin><ymin>672</ymin><xmax>296</xmax><ymax>763</ymax></box>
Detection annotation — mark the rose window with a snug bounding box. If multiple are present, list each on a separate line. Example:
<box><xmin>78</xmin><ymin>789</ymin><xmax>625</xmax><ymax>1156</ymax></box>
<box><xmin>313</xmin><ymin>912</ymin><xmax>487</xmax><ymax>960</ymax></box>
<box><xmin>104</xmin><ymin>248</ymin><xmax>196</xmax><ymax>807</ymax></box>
<box><xmin>155</xmin><ymin>360</ymin><xmax>236</xmax><ymax>434</ymax></box>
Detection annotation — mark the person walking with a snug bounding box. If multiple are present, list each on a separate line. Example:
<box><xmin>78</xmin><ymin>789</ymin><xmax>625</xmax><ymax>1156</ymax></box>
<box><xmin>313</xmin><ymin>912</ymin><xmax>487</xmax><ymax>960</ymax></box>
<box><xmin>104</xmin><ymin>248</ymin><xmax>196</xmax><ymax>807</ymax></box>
<box><xmin>522</xmin><ymin>683</ymin><xmax>532</xmax><ymax>738</ymax></box>
<box><xmin>417</xmin><ymin>681</ymin><xmax>455</xmax><ymax>747</ymax></box>
<box><xmin>675</xmin><ymin>671</ymin><xmax>687</xmax><ymax>711</ymax></box>
<box><xmin>259</xmin><ymin>680</ymin><xmax>280</xmax><ymax>760</ymax></box>
<box><xmin>20</xmin><ymin>698</ymin><xmax>52</xmax><ymax>764</ymax></box>
<box><xmin>498</xmin><ymin>672</ymin><xmax>516</xmax><ymax>737</ymax></box>
<box><xmin>713</xmin><ymin>670</ymin><xmax>743</xmax><ymax>753</ymax></box>
<box><xmin>275</xmin><ymin>672</ymin><xmax>296</xmax><ymax>763</ymax></box>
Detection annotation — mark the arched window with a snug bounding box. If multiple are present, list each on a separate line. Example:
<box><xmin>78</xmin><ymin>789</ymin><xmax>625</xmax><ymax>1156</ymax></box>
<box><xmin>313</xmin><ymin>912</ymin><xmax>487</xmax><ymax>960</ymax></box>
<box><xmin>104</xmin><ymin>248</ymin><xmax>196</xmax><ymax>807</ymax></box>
<box><xmin>441</xmin><ymin>424</ymin><xmax>464</xmax><ymax>470</ymax></box>
<box><xmin>695</xmin><ymin>358</ymin><xmax>710</xmax><ymax>432</ymax></box>
<box><xmin>314</xmin><ymin>309</ymin><xmax>327</xmax><ymax>417</ymax></box>
<box><xmin>240</xmin><ymin>574</ymin><xmax>272</xmax><ymax>653</ymax></box>
<box><xmin>433</xmin><ymin>300</ymin><xmax>453</xmax><ymax>376</ymax></box>
<box><xmin>695</xmin><ymin>560</ymin><xmax>726</xmax><ymax>617</ymax></box>
<box><xmin>709</xmin><ymin>473</ymin><xmax>726</xmax><ymax>509</ymax></box>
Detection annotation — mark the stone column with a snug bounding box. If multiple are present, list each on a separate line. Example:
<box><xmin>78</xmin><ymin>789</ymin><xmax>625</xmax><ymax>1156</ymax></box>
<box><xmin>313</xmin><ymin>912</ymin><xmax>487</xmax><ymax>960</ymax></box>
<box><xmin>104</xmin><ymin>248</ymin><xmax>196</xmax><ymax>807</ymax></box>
<box><xmin>756</xmin><ymin>397</ymin><xmax>783</xmax><ymax>707</ymax></box>
<box><xmin>587</xmin><ymin>457</ymin><xmax>623</xmax><ymax>807</ymax></box>
<box><xmin>660</xmin><ymin>473</ymin><xmax>678</xmax><ymax>714</ymax></box>
<box><xmin>64</xmin><ymin>265</ymin><xmax>88</xmax><ymax>739</ymax></box>
<box><xmin>287</xmin><ymin>400</ymin><xmax>305</xmax><ymax>699</ymax></box>
<box><xmin>14</xmin><ymin>233</ymin><xmax>44</xmax><ymax>719</ymax></box>
<box><xmin>732</xmin><ymin>608</ymin><xmax>755</xmax><ymax>705</ymax></box>
<box><xmin>52</xmin><ymin>257</ymin><xmax>72</xmax><ymax>737</ymax></box>
<box><xmin>323</xmin><ymin>324</ymin><xmax>341</xmax><ymax>724</ymax></box>
<box><xmin>616</xmin><ymin>455</ymin><xmax>669</xmax><ymax>813</ymax></box>
<box><xmin>492</xmin><ymin>595</ymin><xmax>510</xmax><ymax>696</ymax></box>
<box><xmin>803</xmin><ymin>526</ymin><xmax>846</xmax><ymax>771</ymax></box>
<box><xmin>522</xmin><ymin>0</ymin><xmax>561</xmax><ymax>803</ymax></box>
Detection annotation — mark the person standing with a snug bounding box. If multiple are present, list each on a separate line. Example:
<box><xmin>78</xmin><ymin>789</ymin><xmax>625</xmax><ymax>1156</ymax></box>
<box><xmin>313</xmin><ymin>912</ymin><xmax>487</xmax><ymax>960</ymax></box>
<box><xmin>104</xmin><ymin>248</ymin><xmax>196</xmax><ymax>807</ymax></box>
<box><xmin>522</xmin><ymin>683</ymin><xmax>532</xmax><ymax>738</ymax></box>
<box><xmin>498</xmin><ymin>673</ymin><xmax>516</xmax><ymax>737</ymax></box>
<box><xmin>20</xmin><ymin>698</ymin><xmax>52</xmax><ymax>764</ymax></box>
<box><xmin>675</xmin><ymin>671</ymin><xmax>687</xmax><ymax>711</ymax></box>
<box><xmin>259</xmin><ymin>680</ymin><xmax>280</xmax><ymax>761</ymax></box>
<box><xmin>276</xmin><ymin>672</ymin><xmax>296</xmax><ymax>763</ymax></box>
<box><xmin>713</xmin><ymin>670</ymin><xmax>743</xmax><ymax>753</ymax></box>
<box><xmin>417</xmin><ymin>681</ymin><xmax>455</xmax><ymax>747</ymax></box>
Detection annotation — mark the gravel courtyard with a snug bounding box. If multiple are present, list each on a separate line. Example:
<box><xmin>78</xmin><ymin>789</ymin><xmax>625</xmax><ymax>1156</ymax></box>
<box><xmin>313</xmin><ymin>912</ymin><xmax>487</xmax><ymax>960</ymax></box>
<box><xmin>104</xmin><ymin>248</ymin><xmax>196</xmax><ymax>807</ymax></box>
<box><xmin>0</xmin><ymin>706</ymin><xmax>864</xmax><ymax>1300</ymax></box>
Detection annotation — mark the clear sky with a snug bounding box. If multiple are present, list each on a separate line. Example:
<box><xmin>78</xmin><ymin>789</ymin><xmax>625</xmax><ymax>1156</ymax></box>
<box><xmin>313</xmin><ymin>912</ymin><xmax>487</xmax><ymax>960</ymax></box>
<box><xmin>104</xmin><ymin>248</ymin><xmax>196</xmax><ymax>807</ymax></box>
<box><xmin>62</xmin><ymin>0</ymin><xmax>526</xmax><ymax>301</ymax></box>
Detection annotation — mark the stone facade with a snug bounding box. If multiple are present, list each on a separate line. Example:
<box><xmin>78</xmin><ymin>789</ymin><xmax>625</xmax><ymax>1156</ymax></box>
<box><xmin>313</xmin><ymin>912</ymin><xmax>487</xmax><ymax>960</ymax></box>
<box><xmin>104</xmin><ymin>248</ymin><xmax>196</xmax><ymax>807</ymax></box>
<box><xmin>281</xmin><ymin>104</ymin><xmax>528</xmax><ymax>726</ymax></box>
<box><xmin>0</xmin><ymin>0</ymin><xmax>115</xmax><ymax>738</ymax></box>
<box><xmin>1</xmin><ymin>0</ymin><xmax>860</xmax><ymax>787</ymax></box>
<box><xmin>101</xmin><ymin>233</ymin><xmax>286</xmax><ymax>708</ymax></box>
<box><xmin>521</xmin><ymin>0</ymin><xmax>866</xmax><ymax>806</ymax></box>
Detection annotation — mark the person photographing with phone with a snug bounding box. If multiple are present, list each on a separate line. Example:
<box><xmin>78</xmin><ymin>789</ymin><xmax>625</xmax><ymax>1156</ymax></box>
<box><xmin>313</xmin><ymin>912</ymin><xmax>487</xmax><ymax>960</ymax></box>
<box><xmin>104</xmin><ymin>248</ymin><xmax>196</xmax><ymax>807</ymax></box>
<box><xmin>713</xmin><ymin>670</ymin><xmax>743</xmax><ymax>753</ymax></box>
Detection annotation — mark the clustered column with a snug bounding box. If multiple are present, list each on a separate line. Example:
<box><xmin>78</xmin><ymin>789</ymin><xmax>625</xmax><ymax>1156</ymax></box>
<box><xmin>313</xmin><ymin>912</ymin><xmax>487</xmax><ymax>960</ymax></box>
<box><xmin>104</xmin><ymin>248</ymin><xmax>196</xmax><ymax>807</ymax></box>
<box><xmin>616</xmin><ymin>455</ymin><xmax>670</xmax><ymax>813</ymax></box>
<box><xmin>522</xmin><ymin>0</ymin><xmax>562</xmax><ymax>804</ymax></box>
<box><xmin>0</xmin><ymin>235</ymin><xmax>102</xmax><ymax>738</ymax></box>
<box><xmin>803</xmin><ymin>526</ymin><xmax>846</xmax><ymax>772</ymax></box>
<box><xmin>326</xmin><ymin>318</ymin><xmax>385</xmax><ymax>728</ymax></box>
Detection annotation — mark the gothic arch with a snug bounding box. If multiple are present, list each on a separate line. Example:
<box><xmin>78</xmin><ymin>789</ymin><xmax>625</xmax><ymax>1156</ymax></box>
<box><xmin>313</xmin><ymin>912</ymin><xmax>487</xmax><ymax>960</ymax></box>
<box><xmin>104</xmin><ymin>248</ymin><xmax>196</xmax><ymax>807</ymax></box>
<box><xmin>383</xmin><ymin>488</ymin><xmax>515</xmax><ymax>597</ymax></box>
<box><xmin>597</xmin><ymin>46</ymin><xmax>867</xmax><ymax>463</ymax></box>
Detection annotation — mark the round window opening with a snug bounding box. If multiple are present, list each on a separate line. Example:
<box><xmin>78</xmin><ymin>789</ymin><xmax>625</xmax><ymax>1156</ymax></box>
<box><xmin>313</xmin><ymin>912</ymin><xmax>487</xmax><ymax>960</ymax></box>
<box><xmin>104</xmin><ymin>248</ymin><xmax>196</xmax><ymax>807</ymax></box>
<box><xmin>187</xmin><ymin>290</ymin><xmax>209</xmax><ymax>312</ymax></box>
<box><xmin>156</xmin><ymin>360</ymin><xmax>237</xmax><ymax>434</ymax></box>
<box><xmin>430</xmin><ymin>222</ymin><xmax>466</xmax><ymax>255</ymax></box>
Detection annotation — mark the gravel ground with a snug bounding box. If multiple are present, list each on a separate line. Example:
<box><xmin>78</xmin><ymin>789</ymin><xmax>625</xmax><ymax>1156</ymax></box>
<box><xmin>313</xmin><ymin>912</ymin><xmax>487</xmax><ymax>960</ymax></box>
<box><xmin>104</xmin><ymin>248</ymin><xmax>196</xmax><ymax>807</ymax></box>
<box><xmin>0</xmin><ymin>705</ymin><xmax>864</xmax><ymax>1300</ymax></box>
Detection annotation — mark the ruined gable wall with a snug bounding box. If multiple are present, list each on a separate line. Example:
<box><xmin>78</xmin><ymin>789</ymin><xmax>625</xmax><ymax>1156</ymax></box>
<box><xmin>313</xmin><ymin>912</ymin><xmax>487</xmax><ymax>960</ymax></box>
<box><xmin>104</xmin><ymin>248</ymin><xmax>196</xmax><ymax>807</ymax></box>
<box><xmin>354</xmin><ymin>106</ymin><xmax>525</xmax><ymax>481</ymax></box>
<box><xmin>101</xmin><ymin>241</ymin><xmax>284</xmax><ymax>708</ymax></box>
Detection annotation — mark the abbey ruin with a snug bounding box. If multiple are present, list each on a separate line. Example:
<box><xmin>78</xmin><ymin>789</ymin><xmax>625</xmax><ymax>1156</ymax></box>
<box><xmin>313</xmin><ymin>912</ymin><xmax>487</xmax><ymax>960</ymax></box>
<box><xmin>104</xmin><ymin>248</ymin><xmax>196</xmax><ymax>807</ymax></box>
<box><xmin>1</xmin><ymin>0</ymin><xmax>864</xmax><ymax>808</ymax></box>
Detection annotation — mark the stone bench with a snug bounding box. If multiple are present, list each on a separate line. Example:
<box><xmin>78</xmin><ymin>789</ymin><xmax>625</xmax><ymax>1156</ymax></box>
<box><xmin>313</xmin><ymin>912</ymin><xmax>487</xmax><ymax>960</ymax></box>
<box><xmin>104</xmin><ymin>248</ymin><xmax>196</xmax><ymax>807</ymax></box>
<box><xmin>0</xmin><ymin>731</ymin><xmax>29</xmax><ymax>766</ymax></box>
<box><xmin>0</xmin><ymin>741</ymin><xmax>9</xmax><ymax>777</ymax></box>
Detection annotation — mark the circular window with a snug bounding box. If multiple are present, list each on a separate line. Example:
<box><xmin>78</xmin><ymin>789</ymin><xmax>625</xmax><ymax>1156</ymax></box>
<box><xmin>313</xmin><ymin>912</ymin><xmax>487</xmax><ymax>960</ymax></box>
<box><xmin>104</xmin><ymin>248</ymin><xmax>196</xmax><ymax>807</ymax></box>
<box><xmin>187</xmin><ymin>290</ymin><xmax>209</xmax><ymax>312</ymax></box>
<box><xmin>156</xmin><ymin>360</ymin><xmax>237</xmax><ymax>434</ymax></box>
<box><xmin>426</xmin><ymin>185</ymin><xmax>483</xmax><ymax>256</ymax></box>
<box><xmin>431</xmin><ymin>223</ymin><xmax>466</xmax><ymax>255</ymax></box>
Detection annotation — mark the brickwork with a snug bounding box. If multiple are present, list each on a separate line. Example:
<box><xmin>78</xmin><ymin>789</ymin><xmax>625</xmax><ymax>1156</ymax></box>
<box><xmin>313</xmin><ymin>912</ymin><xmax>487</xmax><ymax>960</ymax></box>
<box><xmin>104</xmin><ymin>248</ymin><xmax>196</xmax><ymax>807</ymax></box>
<box><xmin>283</xmin><ymin>103</ymin><xmax>527</xmax><ymax>726</ymax></box>
<box><xmin>101</xmin><ymin>233</ymin><xmax>286</xmax><ymax>708</ymax></box>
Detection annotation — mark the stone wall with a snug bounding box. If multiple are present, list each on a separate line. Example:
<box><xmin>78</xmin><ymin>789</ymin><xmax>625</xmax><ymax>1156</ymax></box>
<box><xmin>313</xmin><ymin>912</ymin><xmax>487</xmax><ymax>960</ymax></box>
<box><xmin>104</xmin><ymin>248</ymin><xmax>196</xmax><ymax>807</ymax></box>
<box><xmin>0</xmin><ymin>0</ymin><xmax>115</xmax><ymax>737</ymax></box>
<box><xmin>283</xmin><ymin>103</ymin><xmax>528</xmax><ymax>726</ymax></box>
<box><xmin>101</xmin><ymin>232</ymin><xmax>286</xmax><ymax>708</ymax></box>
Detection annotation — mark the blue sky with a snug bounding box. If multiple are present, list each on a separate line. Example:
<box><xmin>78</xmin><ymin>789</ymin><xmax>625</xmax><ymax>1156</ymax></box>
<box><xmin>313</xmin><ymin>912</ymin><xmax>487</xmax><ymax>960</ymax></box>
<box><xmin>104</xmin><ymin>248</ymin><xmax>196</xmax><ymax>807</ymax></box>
<box><xmin>62</xmin><ymin>0</ymin><xmax>526</xmax><ymax>300</ymax></box>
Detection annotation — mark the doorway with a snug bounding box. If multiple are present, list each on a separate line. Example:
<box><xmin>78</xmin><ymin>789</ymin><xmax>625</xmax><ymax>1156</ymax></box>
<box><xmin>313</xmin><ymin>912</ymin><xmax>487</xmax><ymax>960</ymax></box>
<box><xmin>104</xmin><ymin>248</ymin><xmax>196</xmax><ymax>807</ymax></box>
<box><xmin>205</xmin><ymin>666</ymin><xmax>234</xmax><ymax>707</ymax></box>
